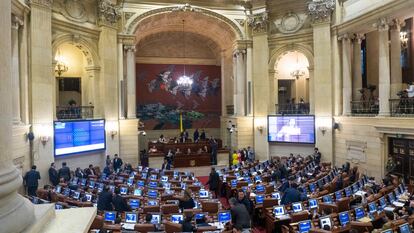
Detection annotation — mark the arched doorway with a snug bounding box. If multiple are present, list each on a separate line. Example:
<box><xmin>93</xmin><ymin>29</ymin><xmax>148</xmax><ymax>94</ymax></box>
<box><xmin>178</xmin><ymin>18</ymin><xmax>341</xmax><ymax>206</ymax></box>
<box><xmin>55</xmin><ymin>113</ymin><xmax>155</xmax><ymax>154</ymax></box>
<box><xmin>274</xmin><ymin>50</ymin><xmax>311</xmax><ymax>115</ymax></box>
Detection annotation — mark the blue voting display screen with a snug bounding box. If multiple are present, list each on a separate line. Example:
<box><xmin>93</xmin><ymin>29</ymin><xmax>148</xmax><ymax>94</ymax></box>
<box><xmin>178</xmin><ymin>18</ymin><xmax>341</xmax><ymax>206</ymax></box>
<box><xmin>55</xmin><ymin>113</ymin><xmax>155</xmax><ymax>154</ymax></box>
<box><xmin>218</xmin><ymin>212</ymin><xmax>231</xmax><ymax>223</ymax></box>
<box><xmin>299</xmin><ymin>220</ymin><xmax>311</xmax><ymax>233</ymax></box>
<box><xmin>54</xmin><ymin>119</ymin><xmax>105</xmax><ymax>156</ymax></box>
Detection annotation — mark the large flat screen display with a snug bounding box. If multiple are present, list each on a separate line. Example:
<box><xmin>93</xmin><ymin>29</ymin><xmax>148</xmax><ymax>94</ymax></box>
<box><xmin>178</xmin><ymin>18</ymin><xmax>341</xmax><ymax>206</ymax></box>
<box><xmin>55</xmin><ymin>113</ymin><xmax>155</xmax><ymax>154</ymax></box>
<box><xmin>54</xmin><ymin>119</ymin><xmax>105</xmax><ymax>156</ymax></box>
<box><xmin>268</xmin><ymin>115</ymin><xmax>315</xmax><ymax>144</ymax></box>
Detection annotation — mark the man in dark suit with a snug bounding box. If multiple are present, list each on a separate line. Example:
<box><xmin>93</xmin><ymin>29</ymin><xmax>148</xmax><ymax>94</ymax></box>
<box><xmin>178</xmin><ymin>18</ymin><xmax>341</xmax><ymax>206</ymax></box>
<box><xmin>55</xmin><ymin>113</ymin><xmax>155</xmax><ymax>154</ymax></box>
<box><xmin>193</xmin><ymin>129</ymin><xmax>199</xmax><ymax>142</ymax></box>
<box><xmin>112</xmin><ymin>187</ymin><xmax>131</xmax><ymax>212</ymax></box>
<box><xmin>24</xmin><ymin>165</ymin><xmax>41</xmax><ymax>196</ymax></box>
<box><xmin>229</xmin><ymin>198</ymin><xmax>251</xmax><ymax>230</ymax></box>
<box><xmin>58</xmin><ymin>162</ymin><xmax>71</xmax><ymax>182</ymax></box>
<box><xmin>281</xmin><ymin>183</ymin><xmax>302</xmax><ymax>205</ymax></box>
<box><xmin>97</xmin><ymin>186</ymin><xmax>113</xmax><ymax>211</ymax></box>
<box><xmin>48</xmin><ymin>162</ymin><xmax>59</xmax><ymax>186</ymax></box>
<box><xmin>209</xmin><ymin>137</ymin><xmax>218</xmax><ymax>165</ymax></box>
<box><xmin>85</xmin><ymin>164</ymin><xmax>96</xmax><ymax>176</ymax></box>
<box><xmin>200</xmin><ymin>129</ymin><xmax>206</xmax><ymax>140</ymax></box>
<box><xmin>237</xmin><ymin>189</ymin><xmax>253</xmax><ymax>214</ymax></box>
<box><xmin>112</xmin><ymin>154</ymin><xmax>123</xmax><ymax>172</ymax></box>
<box><xmin>206</xmin><ymin>167</ymin><xmax>219</xmax><ymax>198</ymax></box>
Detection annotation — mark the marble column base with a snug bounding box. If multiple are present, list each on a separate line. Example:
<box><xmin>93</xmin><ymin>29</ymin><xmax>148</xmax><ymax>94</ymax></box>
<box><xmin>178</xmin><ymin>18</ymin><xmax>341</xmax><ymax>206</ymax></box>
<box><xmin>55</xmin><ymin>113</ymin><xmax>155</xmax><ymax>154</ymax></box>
<box><xmin>0</xmin><ymin>166</ymin><xmax>34</xmax><ymax>233</ymax></box>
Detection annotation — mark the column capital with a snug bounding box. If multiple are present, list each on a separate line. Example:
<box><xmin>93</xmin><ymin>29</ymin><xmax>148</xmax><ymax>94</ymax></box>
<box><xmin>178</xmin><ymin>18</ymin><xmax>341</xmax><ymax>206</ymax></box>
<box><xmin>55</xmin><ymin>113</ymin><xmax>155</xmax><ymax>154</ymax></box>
<box><xmin>308</xmin><ymin>0</ymin><xmax>335</xmax><ymax>24</ymax></box>
<box><xmin>118</xmin><ymin>34</ymin><xmax>135</xmax><ymax>46</ymax></box>
<box><xmin>389</xmin><ymin>18</ymin><xmax>405</xmax><ymax>31</ymax></box>
<box><xmin>353</xmin><ymin>33</ymin><xmax>365</xmax><ymax>44</ymax></box>
<box><xmin>124</xmin><ymin>45</ymin><xmax>136</xmax><ymax>53</ymax></box>
<box><xmin>338</xmin><ymin>33</ymin><xmax>351</xmax><ymax>41</ymax></box>
<box><xmin>247</xmin><ymin>11</ymin><xmax>268</xmax><ymax>34</ymax></box>
<box><xmin>28</xmin><ymin>0</ymin><xmax>53</xmax><ymax>8</ymax></box>
<box><xmin>233</xmin><ymin>49</ymin><xmax>246</xmax><ymax>58</ymax></box>
<box><xmin>11</xmin><ymin>14</ymin><xmax>24</xmax><ymax>30</ymax></box>
<box><xmin>373</xmin><ymin>17</ymin><xmax>390</xmax><ymax>32</ymax></box>
<box><xmin>97</xmin><ymin>0</ymin><xmax>121</xmax><ymax>27</ymax></box>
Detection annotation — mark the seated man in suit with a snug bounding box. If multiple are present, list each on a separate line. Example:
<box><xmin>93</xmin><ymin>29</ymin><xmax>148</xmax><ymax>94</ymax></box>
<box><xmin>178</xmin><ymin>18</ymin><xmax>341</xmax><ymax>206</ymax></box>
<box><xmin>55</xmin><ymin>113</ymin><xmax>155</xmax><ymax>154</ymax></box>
<box><xmin>112</xmin><ymin>187</ymin><xmax>130</xmax><ymax>212</ymax></box>
<box><xmin>85</xmin><ymin>164</ymin><xmax>96</xmax><ymax>176</ymax></box>
<box><xmin>229</xmin><ymin>198</ymin><xmax>251</xmax><ymax>230</ymax></box>
<box><xmin>97</xmin><ymin>186</ymin><xmax>113</xmax><ymax>211</ymax></box>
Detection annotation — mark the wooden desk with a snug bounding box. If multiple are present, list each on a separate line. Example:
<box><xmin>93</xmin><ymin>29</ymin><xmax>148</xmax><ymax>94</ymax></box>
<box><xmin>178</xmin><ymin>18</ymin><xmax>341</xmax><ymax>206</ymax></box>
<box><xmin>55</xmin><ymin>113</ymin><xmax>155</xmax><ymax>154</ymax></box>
<box><xmin>173</xmin><ymin>153</ymin><xmax>211</xmax><ymax>167</ymax></box>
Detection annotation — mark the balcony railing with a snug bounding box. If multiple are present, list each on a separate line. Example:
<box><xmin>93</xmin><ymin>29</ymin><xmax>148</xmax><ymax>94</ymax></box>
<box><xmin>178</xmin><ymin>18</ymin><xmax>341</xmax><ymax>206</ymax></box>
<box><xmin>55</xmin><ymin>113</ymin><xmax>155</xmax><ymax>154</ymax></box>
<box><xmin>350</xmin><ymin>100</ymin><xmax>379</xmax><ymax>116</ymax></box>
<box><xmin>56</xmin><ymin>106</ymin><xmax>94</xmax><ymax>119</ymax></box>
<box><xmin>276</xmin><ymin>103</ymin><xmax>310</xmax><ymax>115</ymax></box>
<box><xmin>390</xmin><ymin>98</ymin><xmax>414</xmax><ymax>117</ymax></box>
<box><xmin>226</xmin><ymin>105</ymin><xmax>234</xmax><ymax>115</ymax></box>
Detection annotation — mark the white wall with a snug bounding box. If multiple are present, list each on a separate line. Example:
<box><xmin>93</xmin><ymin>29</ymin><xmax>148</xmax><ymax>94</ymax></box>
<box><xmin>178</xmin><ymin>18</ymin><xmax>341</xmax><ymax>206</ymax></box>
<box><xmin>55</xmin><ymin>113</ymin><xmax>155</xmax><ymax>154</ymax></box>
<box><xmin>269</xmin><ymin>143</ymin><xmax>315</xmax><ymax>157</ymax></box>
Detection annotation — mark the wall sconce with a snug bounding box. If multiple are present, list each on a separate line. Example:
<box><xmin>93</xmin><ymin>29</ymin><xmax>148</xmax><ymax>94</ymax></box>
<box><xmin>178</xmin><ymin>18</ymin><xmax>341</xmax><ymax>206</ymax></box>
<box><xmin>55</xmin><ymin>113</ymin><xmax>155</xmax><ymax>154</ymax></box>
<box><xmin>319</xmin><ymin>127</ymin><xmax>327</xmax><ymax>136</ymax></box>
<box><xmin>40</xmin><ymin>135</ymin><xmax>49</xmax><ymax>145</ymax></box>
<box><xmin>400</xmin><ymin>31</ymin><xmax>408</xmax><ymax>50</ymax></box>
<box><xmin>110</xmin><ymin>130</ymin><xmax>117</xmax><ymax>139</ymax></box>
<box><xmin>256</xmin><ymin>126</ymin><xmax>264</xmax><ymax>134</ymax></box>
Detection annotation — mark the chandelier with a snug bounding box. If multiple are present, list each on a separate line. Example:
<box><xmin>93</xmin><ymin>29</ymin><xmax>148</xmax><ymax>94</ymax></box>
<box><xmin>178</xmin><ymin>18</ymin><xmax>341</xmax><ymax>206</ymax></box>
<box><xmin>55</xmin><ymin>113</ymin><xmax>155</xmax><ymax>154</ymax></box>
<box><xmin>177</xmin><ymin>19</ymin><xmax>193</xmax><ymax>87</ymax></box>
<box><xmin>54</xmin><ymin>49</ymin><xmax>68</xmax><ymax>77</ymax></box>
<box><xmin>290</xmin><ymin>51</ymin><xmax>305</xmax><ymax>80</ymax></box>
<box><xmin>400</xmin><ymin>31</ymin><xmax>408</xmax><ymax>50</ymax></box>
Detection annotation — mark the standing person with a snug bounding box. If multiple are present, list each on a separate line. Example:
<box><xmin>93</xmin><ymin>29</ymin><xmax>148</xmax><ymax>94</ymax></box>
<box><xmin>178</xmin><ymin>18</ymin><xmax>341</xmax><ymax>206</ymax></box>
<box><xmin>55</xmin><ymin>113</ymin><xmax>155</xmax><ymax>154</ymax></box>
<box><xmin>210</xmin><ymin>137</ymin><xmax>218</xmax><ymax>165</ymax></box>
<box><xmin>97</xmin><ymin>186</ymin><xmax>113</xmax><ymax>211</ymax></box>
<box><xmin>75</xmin><ymin>167</ymin><xmax>84</xmax><ymax>179</ymax></box>
<box><xmin>105</xmin><ymin>155</ymin><xmax>111</xmax><ymax>167</ymax></box>
<box><xmin>313</xmin><ymin>147</ymin><xmax>321</xmax><ymax>164</ymax></box>
<box><xmin>228</xmin><ymin>198</ymin><xmax>251</xmax><ymax>231</ymax></box>
<box><xmin>183</xmin><ymin>130</ymin><xmax>189</xmax><ymax>141</ymax></box>
<box><xmin>247</xmin><ymin>146</ymin><xmax>255</xmax><ymax>162</ymax></box>
<box><xmin>161</xmin><ymin>158</ymin><xmax>171</xmax><ymax>170</ymax></box>
<box><xmin>58</xmin><ymin>162</ymin><xmax>71</xmax><ymax>182</ymax></box>
<box><xmin>193</xmin><ymin>129</ymin><xmax>199</xmax><ymax>142</ymax></box>
<box><xmin>85</xmin><ymin>164</ymin><xmax>96</xmax><ymax>176</ymax></box>
<box><xmin>200</xmin><ymin>129</ymin><xmax>206</xmax><ymax>140</ymax></box>
<box><xmin>237</xmin><ymin>190</ymin><xmax>253</xmax><ymax>215</ymax></box>
<box><xmin>113</xmin><ymin>154</ymin><xmax>123</xmax><ymax>172</ymax></box>
<box><xmin>206</xmin><ymin>167</ymin><xmax>220</xmax><ymax>198</ymax></box>
<box><xmin>24</xmin><ymin>165</ymin><xmax>41</xmax><ymax>197</ymax></box>
<box><xmin>48</xmin><ymin>162</ymin><xmax>59</xmax><ymax>186</ymax></box>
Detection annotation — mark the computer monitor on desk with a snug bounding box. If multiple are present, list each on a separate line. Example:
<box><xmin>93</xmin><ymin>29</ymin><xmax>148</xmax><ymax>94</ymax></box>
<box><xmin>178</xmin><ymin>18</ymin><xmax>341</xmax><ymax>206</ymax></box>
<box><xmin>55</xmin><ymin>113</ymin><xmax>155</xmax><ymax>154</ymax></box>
<box><xmin>231</xmin><ymin>180</ymin><xmax>238</xmax><ymax>188</ymax></box>
<box><xmin>129</xmin><ymin>199</ymin><xmax>140</xmax><ymax>209</ymax></box>
<box><xmin>319</xmin><ymin>215</ymin><xmax>332</xmax><ymax>229</ymax></box>
<box><xmin>272</xmin><ymin>192</ymin><xmax>281</xmax><ymax>200</ymax></box>
<box><xmin>308</xmin><ymin>199</ymin><xmax>318</xmax><ymax>210</ymax></box>
<box><xmin>255</xmin><ymin>195</ymin><xmax>264</xmax><ymax>204</ymax></box>
<box><xmin>335</xmin><ymin>190</ymin><xmax>342</xmax><ymax>200</ymax></box>
<box><xmin>218</xmin><ymin>211</ymin><xmax>231</xmax><ymax>223</ymax></box>
<box><xmin>273</xmin><ymin>205</ymin><xmax>286</xmax><ymax>217</ymax></box>
<box><xmin>150</xmin><ymin>213</ymin><xmax>161</xmax><ymax>224</ymax></box>
<box><xmin>399</xmin><ymin>223</ymin><xmax>412</xmax><ymax>233</ymax></box>
<box><xmin>298</xmin><ymin>220</ymin><xmax>312</xmax><ymax>233</ymax></box>
<box><xmin>85</xmin><ymin>193</ymin><xmax>92</xmax><ymax>202</ymax></box>
<box><xmin>161</xmin><ymin>176</ymin><xmax>168</xmax><ymax>183</ymax></box>
<box><xmin>292</xmin><ymin>202</ymin><xmax>303</xmax><ymax>213</ymax></box>
<box><xmin>147</xmin><ymin>200</ymin><xmax>158</xmax><ymax>206</ymax></box>
<box><xmin>355</xmin><ymin>206</ymin><xmax>365</xmax><ymax>220</ymax></box>
<box><xmin>125</xmin><ymin>212</ymin><xmax>137</xmax><ymax>224</ymax></box>
<box><xmin>149</xmin><ymin>181</ymin><xmax>158</xmax><ymax>189</ymax></box>
<box><xmin>338</xmin><ymin>211</ymin><xmax>350</xmax><ymax>226</ymax></box>
<box><xmin>256</xmin><ymin>185</ymin><xmax>265</xmax><ymax>193</ymax></box>
<box><xmin>344</xmin><ymin>187</ymin><xmax>352</xmax><ymax>197</ymax></box>
<box><xmin>368</xmin><ymin>202</ymin><xmax>377</xmax><ymax>214</ymax></box>
<box><xmin>309</xmin><ymin>183</ymin><xmax>316</xmax><ymax>193</ymax></box>
<box><xmin>199</xmin><ymin>189</ymin><xmax>209</xmax><ymax>198</ymax></box>
<box><xmin>120</xmin><ymin>186</ymin><xmax>128</xmax><ymax>195</ymax></box>
<box><xmin>322</xmin><ymin>195</ymin><xmax>333</xmax><ymax>204</ymax></box>
<box><xmin>171</xmin><ymin>214</ymin><xmax>183</xmax><ymax>224</ymax></box>
<box><xmin>104</xmin><ymin>211</ymin><xmax>116</xmax><ymax>223</ymax></box>
<box><xmin>148</xmin><ymin>189</ymin><xmax>158</xmax><ymax>199</ymax></box>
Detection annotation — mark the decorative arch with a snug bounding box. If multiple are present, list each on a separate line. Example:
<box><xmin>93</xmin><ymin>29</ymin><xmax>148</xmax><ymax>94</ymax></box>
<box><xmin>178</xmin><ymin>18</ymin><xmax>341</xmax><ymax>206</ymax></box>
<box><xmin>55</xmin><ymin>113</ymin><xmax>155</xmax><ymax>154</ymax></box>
<box><xmin>125</xmin><ymin>5</ymin><xmax>244</xmax><ymax>40</ymax></box>
<box><xmin>52</xmin><ymin>33</ymin><xmax>100</xmax><ymax>68</ymax></box>
<box><xmin>269</xmin><ymin>43</ymin><xmax>314</xmax><ymax>73</ymax></box>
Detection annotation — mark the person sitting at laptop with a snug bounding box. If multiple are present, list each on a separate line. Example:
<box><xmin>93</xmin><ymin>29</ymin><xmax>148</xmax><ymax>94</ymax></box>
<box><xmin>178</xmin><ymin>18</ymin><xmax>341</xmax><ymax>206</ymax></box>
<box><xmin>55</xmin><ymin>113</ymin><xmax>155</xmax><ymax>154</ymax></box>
<box><xmin>182</xmin><ymin>215</ymin><xmax>196</xmax><ymax>232</ymax></box>
<box><xmin>112</xmin><ymin>187</ymin><xmax>130</xmax><ymax>212</ymax></box>
<box><xmin>179</xmin><ymin>189</ymin><xmax>195</xmax><ymax>210</ymax></box>
<box><xmin>196</xmin><ymin>215</ymin><xmax>212</xmax><ymax>227</ymax></box>
<box><xmin>142</xmin><ymin>214</ymin><xmax>159</xmax><ymax>231</ymax></box>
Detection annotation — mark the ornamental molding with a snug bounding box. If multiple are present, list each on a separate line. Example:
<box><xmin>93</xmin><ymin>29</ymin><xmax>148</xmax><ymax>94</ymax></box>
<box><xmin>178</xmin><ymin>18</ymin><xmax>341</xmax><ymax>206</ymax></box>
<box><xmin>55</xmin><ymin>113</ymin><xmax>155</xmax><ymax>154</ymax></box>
<box><xmin>11</xmin><ymin>14</ymin><xmax>24</xmax><ymax>29</ymax></box>
<box><xmin>274</xmin><ymin>12</ymin><xmax>306</xmax><ymax>34</ymax></box>
<box><xmin>373</xmin><ymin>17</ymin><xmax>389</xmax><ymax>31</ymax></box>
<box><xmin>233</xmin><ymin>49</ymin><xmax>246</xmax><ymax>57</ymax></box>
<box><xmin>307</xmin><ymin>0</ymin><xmax>335</xmax><ymax>24</ymax></box>
<box><xmin>247</xmin><ymin>12</ymin><xmax>268</xmax><ymax>34</ymax></box>
<box><xmin>124</xmin><ymin>45</ymin><xmax>136</xmax><ymax>53</ymax></box>
<box><xmin>353</xmin><ymin>33</ymin><xmax>365</xmax><ymax>44</ymax></box>
<box><xmin>125</xmin><ymin>5</ymin><xmax>243</xmax><ymax>39</ymax></box>
<box><xmin>389</xmin><ymin>18</ymin><xmax>405</xmax><ymax>31</ymax></box>
<box><xmin>171</xmin><ymin>3</ymin><xmax>201</xmax><ymax>12</ymax></box>
<box><xmin>28</xmin><ymin>0</ymin><xmax>53</xmax><ymax>8</ymax></box>
<box><xmin>97</xmin><ymin>0</ymin><xmax>121</xmax><ymax>26</ymax></box>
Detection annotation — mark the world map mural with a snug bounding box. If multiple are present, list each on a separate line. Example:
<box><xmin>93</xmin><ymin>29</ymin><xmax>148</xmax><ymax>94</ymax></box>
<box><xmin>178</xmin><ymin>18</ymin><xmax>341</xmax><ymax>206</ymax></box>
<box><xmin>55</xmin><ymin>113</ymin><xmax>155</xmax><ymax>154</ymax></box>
<box><xmin>136</xmin><ymin>64</ymin><xmax>222</xmax><ymax>130</ymax></box>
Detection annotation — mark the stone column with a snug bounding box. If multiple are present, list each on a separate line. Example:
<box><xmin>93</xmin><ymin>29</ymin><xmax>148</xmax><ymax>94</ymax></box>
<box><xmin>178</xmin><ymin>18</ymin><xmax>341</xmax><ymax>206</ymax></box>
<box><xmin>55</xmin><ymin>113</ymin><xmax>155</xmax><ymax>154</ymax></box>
<box><xmin>85</xmin><ymin>66</ymin><xmax>101</xmax><ymax>118</ymax></box>
<box><xmin>118</xmin><ymin>42</ymin><xmax>124</xmax><ymax>119</ymax></box>
<box><xmin>246</xmin><ymin>44</ymin><xmax>253</xmax><ymax>115</ymax></box>
<box><xmin>98</xmin><ymin>0</ymin><xmax>121</xmax><ymax>155</ymax></box>
<box><xmin>352</xmin><ymin>34</ymin><xmax>364</xmax><ymax>101</ymax></box>
<box><xmin>341</xmin><ymin>34</ymin><xmax>352</xmax><ymax>115</ymax></box>
<box><xmin>233</xmin><ymin>49</ymin><xmax>246</xmax><ymax>116</ymax></box>
<box><xmin>332</xmin><ymin>32</ymin><xmax>342</xmax><ymax>116</ymax></box>
<box><xmin>390</xmin><ymin>19</ymin><xmax>403</xmax><ymax>99</ymax></box>
<box><xmin>376</xmin><ymin>18</ymin><xmax>391</xmax><ymax>116</ymax></box>
<box><xmin>308</xmin><ymin>67</ymin><xmax>315</xmax><ymax>114</ymax></box>
<box><xmin>11</xmin><ymin>15</ymin><xmax>23</xmax><ymax>123</ymax></box>
<box><xmin>19</xmin><ymin>13</ymin><xmax>29</xmax><ymax>124</ymax></box>
<box><xmin>125</xmin><ymin>45</ymin><xmax>136</xmax><ymax>119</ymax></box>
<box><xmin>269</xmin><ymin>70</ymin><xmax>277</xmax><ymax>114</ymax></box>
<box><xmin>309</xmin><ymin>0</ymin><xmax>335</xmax><ymax>163</ymax></box>
<box><xmin>0</xmin><ymin>1</ymin><xmax>35</xmax><ymax>232</ymax></box>
<box><xmin>30</xmin><ymin>0</ymin><xmax>55</xmax><ymax>186</ymax></box>
<box><xmin>248</xmin><ymin>11</ymin><xmax>270</xmax><ymax>161</ymax></box>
